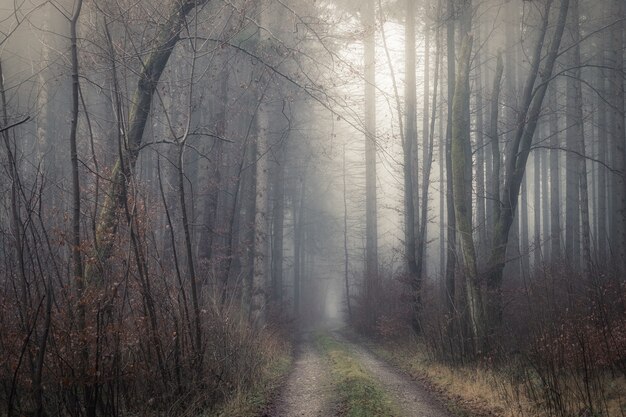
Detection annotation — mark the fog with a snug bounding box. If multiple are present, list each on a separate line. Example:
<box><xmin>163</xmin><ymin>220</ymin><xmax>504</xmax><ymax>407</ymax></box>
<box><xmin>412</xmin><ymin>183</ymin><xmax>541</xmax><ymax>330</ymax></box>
<box><xmin>1</xmin><ymin>0</ymin><xmax>624</xmax><ymax>415</ymax></box>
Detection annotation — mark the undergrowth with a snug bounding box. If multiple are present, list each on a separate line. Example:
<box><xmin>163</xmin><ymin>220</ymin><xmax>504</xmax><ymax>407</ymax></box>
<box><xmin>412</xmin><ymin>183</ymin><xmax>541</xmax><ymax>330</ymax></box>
<box><xmin>372</xmin><ymin>339</ymin><xmax>626</xmax><ymax>417</ymax></box>
<box><xmin>207</xmin><ymin>329</ymin><xmax>292</xmax><ymax>417</ymax></box>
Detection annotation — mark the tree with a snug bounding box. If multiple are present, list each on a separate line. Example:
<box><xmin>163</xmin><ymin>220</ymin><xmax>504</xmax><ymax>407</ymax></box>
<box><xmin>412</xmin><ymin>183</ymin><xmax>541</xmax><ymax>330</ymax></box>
<box><xmin>364</xmin><ymin>0</ymin><xmax>378</xmax><ymax>287</ymax></box>
<box><xmin>86</xmin><ymin>0</ymin><xmax>211</xmax><ymax>283</ymax></box>
<box><xmin>486</xmin><ymin>0</ymin><xmax>570</xmax><ymax>332</ymax></box>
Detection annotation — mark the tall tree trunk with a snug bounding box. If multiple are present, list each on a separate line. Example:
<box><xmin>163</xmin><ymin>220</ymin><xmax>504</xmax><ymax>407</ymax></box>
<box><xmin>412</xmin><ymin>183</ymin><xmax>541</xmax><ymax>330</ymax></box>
<box><xmin>271</xmin><ymin>142</ymin><xmax>285</xmax><ymax>310</ymax></box>
<box><xmin>251</xmin><ymin>1</ymin><xmax>272</xmax><ymax>327</ymax></box>
<box><xmin>343</xmin><ymin>145</ymin><xmax>352</xmax><ymax>321</ymax></box>
<box><xmin>416</xmin><ymin>13</ymin><xmax>441</xmax><ymax>316</ymax></box>
<box><xmin>404</xmin><ymin>0</ymin><xmax>420</xmax><ymax>333</ymax></box>
<box><xmin>85</xmin><ymin>0</ymin><xmax>211</xmax><ymax>283</ymax></box>
<box><xmin>420</xmin><ymin>19</ymin><xmax>431</xmax><ymax>279</ymax></box>
<box><xmin>451</xmin><ymin>35</ymin><xmax>485</xmax><ymax>353</ymax></box>
<box><xmin>534</xmin><ymin>140</ymin><xmax>542</xmax><ymax>265</ymax></box>
<box><xmin>609</xmin><ymin>0</ymin><xmax>625</xmax><ymax>281</ymax></box>
<box><xmin>596</xmin><ymin>25</ymin><xmax>609</xmax><ymax>261</ymax></box>
<box><xmin>294</xmin><ymin>177</ymin><xmax>306</xmax><ymax>316</ymax></box>
<box><xmin>488</xmin><ymin>53</ymin><xmax>504</xmax><ymax>244</ymax></box>
<box><xmin>564</xmin><ymin>0</ymin><xmax>582</xmax><ymax>265</ymax></box>
<box><xmin>520</xmin><ymin>175</ymin><xmax>530</xmax><ymax>275</ymax></box>
<box><xmin>475</xmin><ymin>42</ymin><xmax>486</xmax><ymax>249</ymax></box>
<box><xmin>364</xmin><ymin>0</ymin><xmax>378</xmax><ymax>289</ymax></box>
<box><xmin>68</xmin><ymin>2</ymin><xmax>93</xmax><ymax>414</ymax></box>
<box><xmin>486</xmin><ymin>0</ymin><xmax>570</xmax><ymax>332</ymax></box>
<box><xmin>198</xmin><ymin>65</ymin><xmax>228</xmax><ymax>271</ymax></box>
<box><xmin>566</xmin><ymin>0</ymin><xmax>592</xmax><ymax>277</ymax></box>
<box><xmin>444</xmin><ymin>0</ymin><xmax>457</xmax><ymax>323</ymax></box>
<box><xmin>549</xmin><ymin>83</ymin><xmax>561</xmax><ymax>260</ymax></box>
<box><xmin>251</xmin><ymin>89</ymin><xmax>269</xmax><ymax>327</ymax></box>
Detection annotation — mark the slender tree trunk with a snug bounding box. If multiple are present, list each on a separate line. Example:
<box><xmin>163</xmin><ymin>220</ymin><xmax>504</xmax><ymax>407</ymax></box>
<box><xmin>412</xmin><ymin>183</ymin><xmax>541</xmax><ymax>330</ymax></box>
<box><xmin>271</xmin><ymin>143</ymin><xmax>285</xmax><ymax>310</ymax></box>
<box><xmin>609</xmin><ymin>0</ymin><xmax>625</xmax><ymax>281</ymax></box>
<box><xmin>489</xmin><ymin>53</ymin><xmax>504</xmax><ymax>248</ymax></box>
<box><xmin>178</xmin><ymin>139</ymin><xmax>203</xmax><ymax>373</ymax></box>
<box><xmin>534</xmin><ymin>141</ymin><xmax>542</xmax><ymax>265</ymax></box>
<box><xmin>294</xmin><ymin>177</ymin><xmax>306</xmax><ymax>316</ymax></box>
<box><xmin>565</xmin><ymin>0</ymin><xmax>582</xmax><ymax>265</ymax></box>
<box><xmin>444</xmin><ymin>0</ymin><xmax>457</xmax><ymax>323</ymax></box>
<box><xmin>541</xmin><ymin>129</ymin><xmax>550</xmax><ymax>258</ymax></box>
<box><xmin>416</xmin><ymin>14</ymin><xmax>441</xmax><ymax>311</ymax></box>
<box><xmin>364</xmin><ymin>0</ymin><xmax>378</xmax><ymax>291</ymax></box>
<box><xmin>343</xmin><ymin>145</ymin><xmax>352</xmax><ymax>321</ymax></box>
<box><xmin>475</xmin><ymin>45</ymin><xmax>486</xmax><ymax>248</ymax></box>
<box><xmin>420</xmin><ymin>21</ymin><xmax>431</xmax><ymax>279</ymax></box>
<box><xmin>198</xmin><ymin>66</ymin><xmax>228</xmax><ymax>271</ymax></box>
<box><xmin>520</xmin><ymin>174</ymin><xmax>530</xmax><ymax>275</ymax></box>
<box><xmin>567</xmin><ymin>0</ymin><xmax>592</xmax><ymax>277</ymax></box>
<box><xmin>404</xmin><ymin>0</ymin><xmax>420</xmax><ymax>333</ymax></box>
<box><xmin>68</xmin><ymin>2</ymin><xmax>94</xmax><ymax>414</ymax></box>
<box><xmin>549</xmin><ymin>83</ymin><xmax>561</xmax><ymax>260</ymax></box>
<box><xmin>596</xmin><ymin>27</ymin><xmax>609</xmax><ymax>261</ymax></box>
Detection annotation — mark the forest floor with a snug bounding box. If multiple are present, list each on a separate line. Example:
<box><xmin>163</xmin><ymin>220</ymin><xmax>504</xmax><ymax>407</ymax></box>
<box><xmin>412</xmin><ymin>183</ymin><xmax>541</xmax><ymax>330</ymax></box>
<box><xmin>265</xmin><ymin>325</ymin><xmax>456</xmax><ymax>417</ymax></box>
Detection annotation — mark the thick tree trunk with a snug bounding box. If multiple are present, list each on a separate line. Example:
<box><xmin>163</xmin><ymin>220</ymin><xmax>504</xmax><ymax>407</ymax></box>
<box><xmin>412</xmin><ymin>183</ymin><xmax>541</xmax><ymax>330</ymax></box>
<box><xmin>251</xmin><ymin>1</ymin><xmax>272</xmax><ymax>327</ymax></box>
<box><xmin>251</xmin><ymin>90</ymin><xmax>269</xmax><ymax>327</ymax></box>
<box><xmin>486</xmin><ymin>0</ymin><xmax>570</xmax><ymax>332</ymax></box>
<box><xmin>451</xmin><ymin>35</ymin><xmax>485</xmax><ymax>353</ymax></box>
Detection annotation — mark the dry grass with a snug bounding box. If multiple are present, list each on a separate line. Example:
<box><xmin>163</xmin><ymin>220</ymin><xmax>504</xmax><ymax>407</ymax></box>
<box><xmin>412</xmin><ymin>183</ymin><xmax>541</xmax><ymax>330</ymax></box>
<box><xmin>372</xmin><ymin>340</ymin><xmax>626</xmax><ymax>417</ymax></box>
<box><xmin>207</xmin><ymin>328</ymin><xmax>292</xmax><ymax>417</ymax></box>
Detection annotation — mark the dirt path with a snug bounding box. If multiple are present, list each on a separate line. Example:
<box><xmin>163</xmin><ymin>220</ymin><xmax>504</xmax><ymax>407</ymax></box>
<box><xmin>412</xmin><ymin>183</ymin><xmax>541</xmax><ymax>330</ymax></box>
<box><xmin>268</xmin><ymin>329</ymin><xmax>456</xmax><ymax>417</ymax></box>
<box><xmin>270</xmin><ymin>332</ymin><xmax>332</xmax><ymax>417</ymax></box>
<box><xmin>335</xmin><ymin>331</ymin><xmax>455</xmax><ymax>417</ymax></box>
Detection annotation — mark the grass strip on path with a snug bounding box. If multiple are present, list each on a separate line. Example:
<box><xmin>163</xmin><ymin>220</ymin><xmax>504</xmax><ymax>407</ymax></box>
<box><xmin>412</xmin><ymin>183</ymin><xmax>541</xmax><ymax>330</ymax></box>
<box><xmin>315</xmin><ymin>333</ymin><xmax>400</xmax><ymax>417</ymax></box>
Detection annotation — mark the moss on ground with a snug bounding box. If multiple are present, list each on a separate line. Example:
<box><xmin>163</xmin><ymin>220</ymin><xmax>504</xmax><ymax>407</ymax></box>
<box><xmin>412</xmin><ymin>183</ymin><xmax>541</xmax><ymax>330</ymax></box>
<box><xmin>315</xmin><ymin>333</ymin><xmax>400</xmax><ymax>417</ymax></box>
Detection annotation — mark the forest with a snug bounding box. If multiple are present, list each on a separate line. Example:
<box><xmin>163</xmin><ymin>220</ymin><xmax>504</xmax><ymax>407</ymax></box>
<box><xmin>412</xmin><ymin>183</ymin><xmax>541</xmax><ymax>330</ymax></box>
<box><xmin>0</xmin><ymin>0</ymin><xmax>624</xmax><ymax>416</ymax></box>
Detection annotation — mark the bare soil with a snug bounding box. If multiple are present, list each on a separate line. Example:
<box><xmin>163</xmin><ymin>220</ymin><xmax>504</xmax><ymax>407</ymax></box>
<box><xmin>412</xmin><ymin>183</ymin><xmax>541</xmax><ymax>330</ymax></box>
<box><xmin>267</xmin><ymin>329</ymin><xmax>458</xmax><ymax>417</ymax></box>
<box><xmin>335</xmin><ymin>331</ymin><xmax>457</xmax><ymax>417</ymax></box>
<box><xmin>268</xmin><ymin>332</ymin><xmax>333</xmax><ymax>417</ymax></box>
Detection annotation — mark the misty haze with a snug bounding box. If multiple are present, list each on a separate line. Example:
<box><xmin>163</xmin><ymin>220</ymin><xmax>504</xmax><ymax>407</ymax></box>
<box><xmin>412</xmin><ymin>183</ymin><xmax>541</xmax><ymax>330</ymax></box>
<box><xmin>0</xmin><ymin>0</ymin><xmax>624</xmax><ymax>416</ymax></box>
